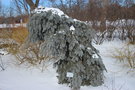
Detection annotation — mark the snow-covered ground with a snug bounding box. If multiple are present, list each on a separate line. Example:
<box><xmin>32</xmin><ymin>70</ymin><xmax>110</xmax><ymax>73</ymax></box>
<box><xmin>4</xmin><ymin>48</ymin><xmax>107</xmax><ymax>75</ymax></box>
<box><xmin>0</xmin><ymin>40</ymin><xmax>135</xmax><ymax>90</ymax></box>
<box><xmin>0</xmin><ymin>24</ymin><xmax>26</xmax><ymax>29</ymax></box>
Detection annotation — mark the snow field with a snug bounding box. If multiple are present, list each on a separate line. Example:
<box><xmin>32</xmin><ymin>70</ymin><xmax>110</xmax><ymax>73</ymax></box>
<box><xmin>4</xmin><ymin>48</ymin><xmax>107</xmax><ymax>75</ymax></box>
<box><xmin>0</xmin><ymin>40</ymin><xmax>135</xmax><ymax>90</ymax></box>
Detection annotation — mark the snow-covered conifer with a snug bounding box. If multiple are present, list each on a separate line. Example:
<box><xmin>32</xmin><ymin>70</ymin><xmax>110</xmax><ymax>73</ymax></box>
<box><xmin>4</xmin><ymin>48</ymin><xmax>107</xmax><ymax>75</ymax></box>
<box><xmin>27</xmin><ymin>7</ymin><xmax>106</xmax><ymax>90</ymax></box>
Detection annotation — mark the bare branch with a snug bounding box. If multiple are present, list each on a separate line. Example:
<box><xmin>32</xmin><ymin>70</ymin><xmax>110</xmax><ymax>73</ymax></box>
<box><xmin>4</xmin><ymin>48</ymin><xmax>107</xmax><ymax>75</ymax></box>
<box><xmin>25</xmin><ymin>0</ymin><xmax>40</xmax><ymax>11</ymax></box>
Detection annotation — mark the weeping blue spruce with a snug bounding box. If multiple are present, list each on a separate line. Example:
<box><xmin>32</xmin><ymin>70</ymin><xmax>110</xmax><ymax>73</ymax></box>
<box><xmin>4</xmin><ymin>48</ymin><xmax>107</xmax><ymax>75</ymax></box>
<box><xmin>27</xmin><ymin>10</ymin><xmax>106</xmax><ymax>90</ymax></box>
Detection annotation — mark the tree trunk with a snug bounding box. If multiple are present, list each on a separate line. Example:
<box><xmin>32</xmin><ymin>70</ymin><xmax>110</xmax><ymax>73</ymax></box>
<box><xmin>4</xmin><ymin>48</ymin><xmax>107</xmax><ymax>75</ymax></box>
<box><xmin>25</xmin><ymin>0</ymin><xmax>40</xmax><ymax>11</ymax></box>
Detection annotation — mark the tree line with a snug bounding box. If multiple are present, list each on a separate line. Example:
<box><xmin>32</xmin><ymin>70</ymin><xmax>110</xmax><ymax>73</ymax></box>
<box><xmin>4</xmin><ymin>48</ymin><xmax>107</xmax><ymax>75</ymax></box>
<box><xmin>0</xmin><ymin>0</ymin><xmax>135</xmax><ymax>43</ymax></box>
<box><xmin>0</xmin><ymin>0</ymin><xmax>135</xmax><ymax>22</ymax></box>
<box><xmin>45</xmin><ymin>0</ymin><xmax>135</xmax><ymax>22</ymax></box>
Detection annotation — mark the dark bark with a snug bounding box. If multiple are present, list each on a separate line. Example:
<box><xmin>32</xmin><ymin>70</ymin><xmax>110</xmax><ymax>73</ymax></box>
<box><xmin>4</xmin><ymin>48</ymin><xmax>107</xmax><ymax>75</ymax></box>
<box><xmin>25</xmin><ymin>0</ymin><xmax>40</xmax><ymax>11</ymax></box>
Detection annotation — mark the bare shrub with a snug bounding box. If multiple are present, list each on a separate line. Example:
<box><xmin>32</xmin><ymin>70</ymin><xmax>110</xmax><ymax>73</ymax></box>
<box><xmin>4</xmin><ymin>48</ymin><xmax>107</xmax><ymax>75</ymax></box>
<box><xmin>11</xmin><ymin>42</ymin><xmax>54</xmax><ymax>71</ymax></box>
<box><xmin>111</xmin><ymin>44</ymin><xmax>135</xmax><ymax>69</ymax></box>
<box><xmin>0</xmin><ymin>26</ymin><xmax>28</xmax><ymax>44</ymax></box>
<box><xmin>92</xmin><ymin>21</ymin><xmax>115</xmax><ymax>45</ymax></box>
<box><xmin>93</xmin><ymin>30</ymin><xmax>107</xmax><ymax>45</ymax></box>
<box><xmin>0</xmin><ymin>29</ymin><xmax>12</xmax><ymax>39</ymax></box>
<box><xmin>11</xmin><ymin>26</ymin><xmax>28</xmax><ymax>44</ymax></box>
<box><xmin>126</xmin><ymin>20</ymin><xmax>135</xmax><ymax>44</ymax></box>
<box><xmin>7</xmin><ymin>43</ymin><xmax>19</xmax><ymax>55</ymax></box>
<box><xmin>0</xmin><ymin>26</ymin><xmax>49</xmax><ymax>71</ymax></box>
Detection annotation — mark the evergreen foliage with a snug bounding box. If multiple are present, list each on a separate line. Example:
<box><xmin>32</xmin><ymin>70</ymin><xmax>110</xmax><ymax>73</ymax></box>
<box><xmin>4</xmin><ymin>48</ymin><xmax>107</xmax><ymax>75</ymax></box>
<box><xmin>27</xmin><ymin>10</ymin><xmax>106</xmax><ymax>89</ymax></box>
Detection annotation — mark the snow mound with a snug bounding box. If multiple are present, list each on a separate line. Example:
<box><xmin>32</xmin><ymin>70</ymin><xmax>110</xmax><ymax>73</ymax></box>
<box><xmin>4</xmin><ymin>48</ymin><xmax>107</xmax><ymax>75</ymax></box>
<box><xmin>70</xmin><ymin>25</ymin><xmax>75</xmax><ymax>31</ymax></box>
<box><xmin>0</xmin><ymin>49</ymin><xmax>8</xmax><ymax>55</ymax></box>
<box><xmin>32</xmin><ymin>6</ymin><xmax>68</xmax><ymax>17</ymax></box>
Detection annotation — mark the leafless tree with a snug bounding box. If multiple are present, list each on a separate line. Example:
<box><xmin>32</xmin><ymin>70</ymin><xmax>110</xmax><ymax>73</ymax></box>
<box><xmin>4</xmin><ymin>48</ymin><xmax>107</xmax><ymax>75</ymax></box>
<box><xmin>100</xmin><ymin>0</ymin><xmax>109</xmax><ymax>31</ymax></box>
<box><xmin>13</xmin><ymin>0</ymin><xmax>30</xmax><ymax>15</ymax></box>
<box><xmin>25</xmin><ymin>0</ymin><xmax>40</xmax><ymax>11</ymax></box>
<box><xmin>12</xmin><ymin>0</ymin><xmax>40</xmax><ymax>15</ymax></box>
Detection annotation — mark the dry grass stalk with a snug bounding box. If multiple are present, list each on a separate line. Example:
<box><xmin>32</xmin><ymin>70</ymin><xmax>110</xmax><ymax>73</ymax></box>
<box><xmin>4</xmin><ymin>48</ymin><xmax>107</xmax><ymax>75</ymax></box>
<box><xmin>111</xmin><ymin>44</ymin><xmax>135</xmax><ymax>69</ymax></box>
